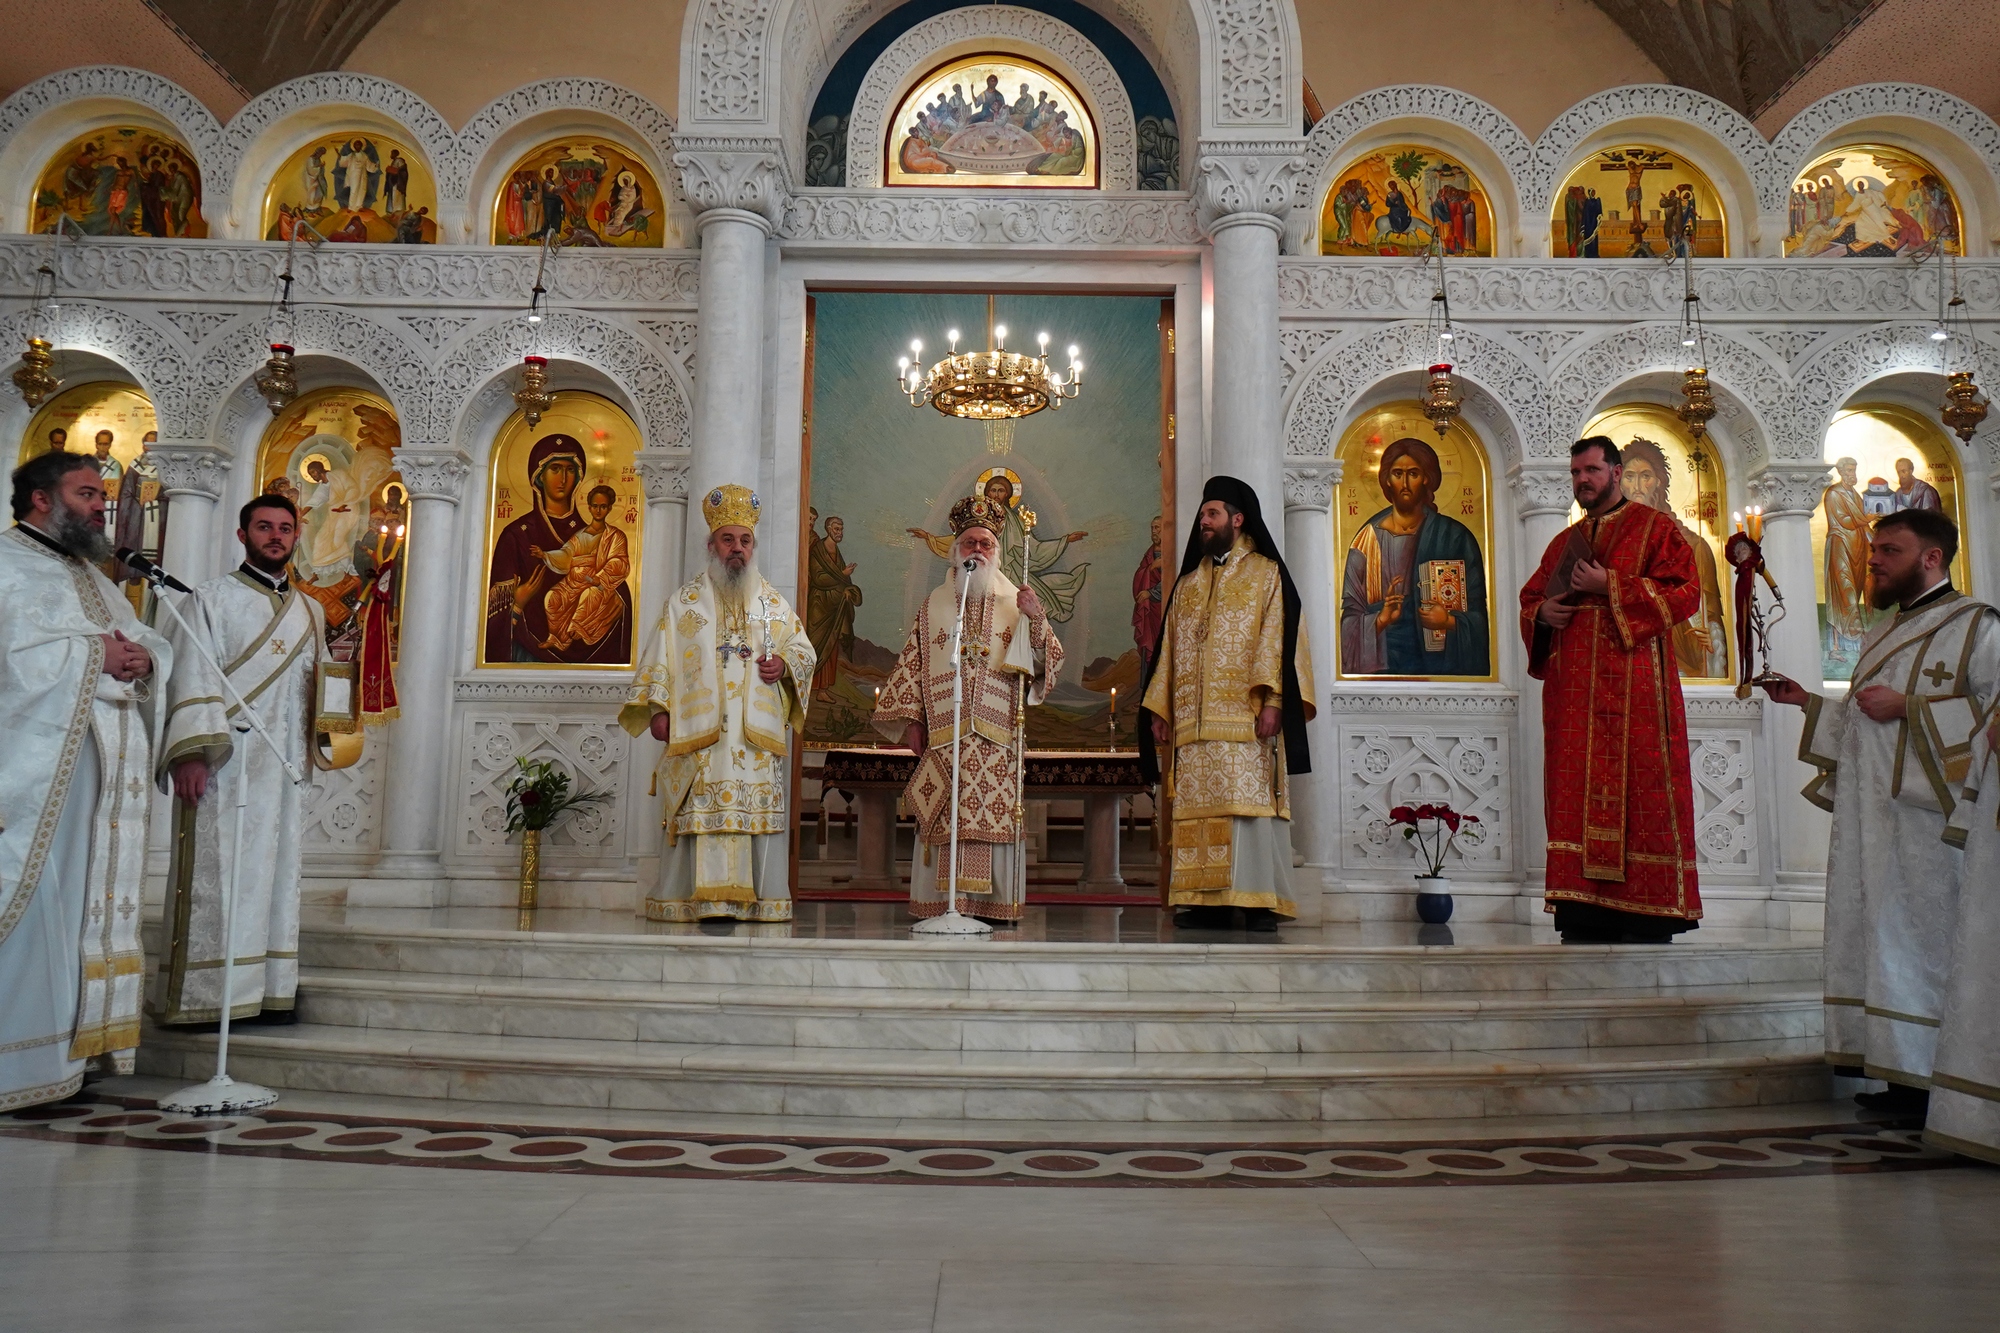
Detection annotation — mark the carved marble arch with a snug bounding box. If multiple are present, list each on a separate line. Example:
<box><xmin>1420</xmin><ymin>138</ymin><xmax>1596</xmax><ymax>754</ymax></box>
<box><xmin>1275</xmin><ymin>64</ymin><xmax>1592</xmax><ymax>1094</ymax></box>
<box><xmin>190</xmin><ymin>307</ymin><xmax>429</xmax><ymax>448</ymax></box>
<box><xmin>1790</xmin><ymin>322</ymin><xmax>2000</xmax><ymax>469</ymax></box>
<box><xmin>1546</xmin><ymin>323</ymin><xmax>1784</xmax><ymax>461</ymax></box>
<box><xmin>1284</xmin><ymin>323</ymin><xmax>1540</xmax><ymax>470</ymax></box>
<box><xmin>845</xmin><ymin>10</ymin><xmax>1136</xmax><ymax>192</ymax></box>
<box><xmin>1528</xmin><ymin>85</ymin><xmax>1768</xmax><ymax>219</ymax></box>
<box><xmin>687</xmin><ymin>0</ymin><xmax>1258</xmax><ymax>141</ymax></box>
<box><xmin>1538</xmin><ymin>131</ymin><xmax>1755</xmax><ymax>261</ymax></box>
<box><xmin>1771</xmin><ymin>84</ymin><xmax>2000</xmax><ymax>241</ymax></box>
<box><xmin>0</xmin><ymin>67</ymin><xmax>226</xmax><ymax>236</ymax></box>
<box><xmin>222</xmin><ymin>75</ymin><xmax>460</xmax><ymax>242</ymax></box>
<box><xmin>0</xmin><ymin>299</ymin><xmax>192</xmax><ymax>436</ymax></box>
<box><xmin>1290</xmin><ymin>86</ymin><xmax>1531</xmax><ymax>255</ymax></box>
<box><xmin>425</xmin><ymin>310</ymin><xmax>690</xmax><ymax>456</ymax></box>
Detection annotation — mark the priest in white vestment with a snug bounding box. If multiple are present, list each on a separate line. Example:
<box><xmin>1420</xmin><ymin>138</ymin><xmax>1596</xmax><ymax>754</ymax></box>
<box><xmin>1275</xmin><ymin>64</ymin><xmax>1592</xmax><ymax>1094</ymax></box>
<box><xmin>620</xmin><ymin>485</ymin><xmax>814</xmax><ymax>922</ymax></box>
<box><xmin>871</xmin><ymin>495</ymin><xmax>1062</xmax><ymax>926</ymax></box>
<box><xmin>0</xmin><ymin>452</ymin><xmax>170</xmax><ymax>1110</ymax></box>
<box><xmin>152</xmin><ymin>495</ymin><xmax>331</xmax><ymax>1024</ymax></box>
<box><xmin>1763</xmin><ymin>509</ymin><xmax>2000</xmax><ymax>1111</ymax></box>
<box><xmin>1934</xmin><ymin>719</ymin><xmax>2000</xmax><ymax>1161</ymax></box>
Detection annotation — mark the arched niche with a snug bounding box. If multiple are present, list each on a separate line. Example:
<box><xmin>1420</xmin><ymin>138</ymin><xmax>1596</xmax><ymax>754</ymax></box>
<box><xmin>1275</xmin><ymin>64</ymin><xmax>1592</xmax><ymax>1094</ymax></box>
<box><xmin>469</xmin><ymin>110</ymin><xmax>680</xmax><ymax>248</ymax></box>
<box><xmin>1579</xmin><ymin>402</ymin><xmax>1734</xmax><ymax>684</ymax></box>
<box><xmin>1309</xmin><ymin>122</ymin><xmax>1521</xmax><ymax>257</ymax></box>
<box><xmin>1782</xmin><ymin>140</ymin><xmax>1962</xmax><ymax>259</ymax></box>
<box><xmin>226</xmin><ymin>97</ymin><xmax>448</xmax><ymax>242</ymax></box>
<box><xmin>1328</xmin><ymin>398</ymin><xmax>1497</xmax><ymax>683</ymax></box>
<box><xmin>476</xmin><ymin>390</ymin><xmax>645</xmax><ymax>671</ymax></box>
<box><xmin>251</xmin><ymin>383</ymin><xmax>410</xmax><ymax>660</ymax></box>
<box><xmin>24</xmin><ymin>122</ymin><xmax>208</xmax><ymax>238</ymax></box>
<box><xmin>1811</xmin><ymin>394</ymin><xmax>1973</xmax><ymax>685</ymax></box>
<box><xmin>1774</xmin><ymin>103</ymin><xmax>2000</xmax><ymax>257</ymax></box>
<box><xmin>1543</xmin><ymin>130</ymin><xmax>1750</xmax><ymax>259</ymax></box>
<box><xmin>1544</xmin><ymin>144</ymin><xmax>1736</xmax><ymax>260</ymax></box>
<box><xmin>0</xmin><ymin>69</ymin><xmax>223</xmax><ymax>234</ymax></box>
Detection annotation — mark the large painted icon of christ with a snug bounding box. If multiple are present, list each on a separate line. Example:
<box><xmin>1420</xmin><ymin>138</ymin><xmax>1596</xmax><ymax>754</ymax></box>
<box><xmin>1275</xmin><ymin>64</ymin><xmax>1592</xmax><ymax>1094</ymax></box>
<box><xmin>1338</xmin><ymin>436</ymin><xmax>1490</xmax><ymax>677</ymax></box>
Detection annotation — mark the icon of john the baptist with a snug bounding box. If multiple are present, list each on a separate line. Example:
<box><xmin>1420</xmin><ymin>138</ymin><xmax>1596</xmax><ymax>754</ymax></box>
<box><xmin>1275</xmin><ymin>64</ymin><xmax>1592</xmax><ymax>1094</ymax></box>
<box><xmin>485</xmin><ymin>433</ymin><xmax>634</xmax><ymax>664</ymax></box>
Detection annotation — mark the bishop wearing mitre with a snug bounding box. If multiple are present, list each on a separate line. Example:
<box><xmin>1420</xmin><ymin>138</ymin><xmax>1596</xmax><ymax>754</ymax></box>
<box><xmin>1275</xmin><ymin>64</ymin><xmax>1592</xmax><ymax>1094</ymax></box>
<box><xmin>1140</xmin><ymin>476</ymin><xmax>1316</xmax><ymax>932</ymax></box>
<box><xmin>0</xmin><ymin>452</ymin><xmax>172</xmax><ymax>1110</ymax></box>
<box><xmin>872</xmin><ymin>494</ymin><xmax>1062</xmax><ymax>926</ymax></box>
<box><xmin>621</xmin><ymin>484</ymin><xmax>815</xmax><ymax>922</ymax></box>
<box><xmin>152</xmin><ymin>494</ymin><xmax>337</xmax><ymax>1026</ymax></box>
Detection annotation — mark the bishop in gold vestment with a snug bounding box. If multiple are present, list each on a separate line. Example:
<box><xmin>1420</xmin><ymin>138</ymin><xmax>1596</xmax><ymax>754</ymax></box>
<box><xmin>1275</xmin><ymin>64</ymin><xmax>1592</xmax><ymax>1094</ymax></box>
<box><xmin>873</xmin><ymin>495</ymin><xmax>1062</xmax><ymax>925</ymax></box>
<box><xmin>1142</xmin><ymin>477</ymin><xmax>1316</xmax><ymax>930</ymax></box>
<box><xmin>621</xmin><ymin>485</ymin><xmax>815</xmax><ymax>922</ymax></box>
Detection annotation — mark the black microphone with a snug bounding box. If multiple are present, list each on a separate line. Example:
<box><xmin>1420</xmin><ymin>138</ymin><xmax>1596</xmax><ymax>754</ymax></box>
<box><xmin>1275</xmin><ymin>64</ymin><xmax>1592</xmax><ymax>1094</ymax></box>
<box><xmin>115</xmin><ymin>548</ymin><xmax>193</xmax><ymax>593</ymax></box>
<box><xmin>961</xmin><ymin>558</ymin><xmax>978</xmax><ymax>572</ymax></box>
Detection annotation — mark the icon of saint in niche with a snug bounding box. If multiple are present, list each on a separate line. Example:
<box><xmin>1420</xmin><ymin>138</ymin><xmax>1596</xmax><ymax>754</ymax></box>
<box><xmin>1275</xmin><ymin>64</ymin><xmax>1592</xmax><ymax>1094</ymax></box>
<box><xmin>1619</xmin><ymin>437</ymin><xmax>1727</xmax><ymax>679</ymax></box>
<box><xmin>485</xmin><ymin>434</ymin><xmax>634</xmax><ymax>664</ymax></box>
<box><xmin>1339</xmin><ymin>437</ymin><xmax>1488</xmax><ymax>676</ymax></box>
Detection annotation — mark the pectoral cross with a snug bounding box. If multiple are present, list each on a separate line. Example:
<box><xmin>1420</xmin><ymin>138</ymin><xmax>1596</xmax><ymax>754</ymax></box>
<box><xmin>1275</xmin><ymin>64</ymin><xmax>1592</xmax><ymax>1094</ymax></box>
<box><xmin>1923</xmin><ymin>659</ymin><xmax>1955</xmax><ymax>688</ymax></box>
<box><xmin>270</xmin><ymin>638</ymin><xmax>287</xmax><ymax>656</ymax></box>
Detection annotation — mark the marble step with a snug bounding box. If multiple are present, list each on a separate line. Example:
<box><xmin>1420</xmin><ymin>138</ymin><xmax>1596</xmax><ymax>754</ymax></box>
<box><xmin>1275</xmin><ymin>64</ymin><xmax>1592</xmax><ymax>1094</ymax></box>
<box><xmin>137</xmin><ymin>1022</ymin><xmax>1834</xmax><ymax>1122</ymax></box>
<box><xmin>292</xmin><ymin>967</ymin><xmax>1822</xmax><ymax>1055</ymax></box>
<box><xmin>299</xmin><ymin>924</ymin><xmax>1823</xmax><ymax>996</ymax></box>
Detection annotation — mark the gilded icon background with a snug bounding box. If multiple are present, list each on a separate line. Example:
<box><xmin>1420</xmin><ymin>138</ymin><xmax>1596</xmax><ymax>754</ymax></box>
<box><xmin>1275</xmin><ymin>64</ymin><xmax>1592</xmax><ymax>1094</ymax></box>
<box><xmin>491</xmin><ymin>140</ymin><xmax>664</xmax><ymax>247</ymax></box>
<box><xmin>34</xmin><ymin>127</ymin><xmax>205</xmax><ymax>237</ymax></box>
<box><xmin>1811</xmin><ymin>405</ymin><xmax>1967</xmax><ymax>681</ymax></box>
<box><xmin>1574</xmin><ymin>406</ymin><xmax>1732</xmax><ymax>683</ymax></box>
<box><xmin>886</xmin><ymin>55</ymin><xmax>1096</xmax><ymax>188</ymax></box>
<box><xmin>22</xmin><ymin>383</ymin><xmax>165</xmax><ymax>602</ymax></box>
<box><xmin>255</xmin><ymin>388</ymin><xmax>408</xmax><ymax>659</ymax></box>
<box><xmin>263</xmin><ymin>132</ymin><xmax>437</xmax><ymax>244</ymax></box>
<box><xmin>481</xmin><ymin>393</ymin><xmax>642</xmax><ymax>669</ymax></box>
<box><xmin>1319</xmin><ymin>145</ymin><xmax>1493</xmax><ymax>257</ymax></box>
<box><xmin>1551</xmin><ymin>147</ymin><xmax>1724</xmax><ymax>259</ymax></box>
<box><xmin>1333</xmin><ymin>403</ymin><xmax>1495</xmax><ymax>680</ymax></box>
<box><xmin>1786</xmin><ymin>144</ymin><xmax>1960</xmax><ymax>258</ymax></box>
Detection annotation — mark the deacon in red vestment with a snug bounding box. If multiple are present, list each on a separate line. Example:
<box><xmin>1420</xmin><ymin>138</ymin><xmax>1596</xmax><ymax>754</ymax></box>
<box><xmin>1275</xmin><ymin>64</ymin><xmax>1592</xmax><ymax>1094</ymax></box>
<box><xmin>1520</xmin><ymin>436</ymin><xmax>1704</xmax><ymax>942</ymax></box>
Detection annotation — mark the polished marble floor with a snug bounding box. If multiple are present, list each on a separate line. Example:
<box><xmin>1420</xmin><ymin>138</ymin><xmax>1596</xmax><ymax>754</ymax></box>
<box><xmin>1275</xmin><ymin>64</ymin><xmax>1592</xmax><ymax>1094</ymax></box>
<box><xmin>4</xmin><ymin>1088</ymin><xmax>1996</xmax><ymax>1332</ymax></box>
<box><xmin>308</xmin><ymin>902</ymin><xmax>1823</xmax><ymax>948</ymax></box>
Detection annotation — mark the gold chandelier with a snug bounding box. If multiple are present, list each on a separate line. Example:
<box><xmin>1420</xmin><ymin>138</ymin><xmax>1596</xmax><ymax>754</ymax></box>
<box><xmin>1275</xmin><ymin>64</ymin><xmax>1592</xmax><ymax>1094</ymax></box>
<box><xmin>898</xmin><ymin>296</ymin><xmax>1082</xmax><ymax>420</ymax></box>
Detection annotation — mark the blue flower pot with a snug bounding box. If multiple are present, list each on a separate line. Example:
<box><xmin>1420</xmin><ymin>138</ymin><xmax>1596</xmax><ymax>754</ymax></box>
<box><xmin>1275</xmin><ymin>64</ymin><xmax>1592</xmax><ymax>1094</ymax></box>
<box><xmin>1414</xmin><ymin>877</ymin><xmax>1454</xmax><ymax>925</ymax></box>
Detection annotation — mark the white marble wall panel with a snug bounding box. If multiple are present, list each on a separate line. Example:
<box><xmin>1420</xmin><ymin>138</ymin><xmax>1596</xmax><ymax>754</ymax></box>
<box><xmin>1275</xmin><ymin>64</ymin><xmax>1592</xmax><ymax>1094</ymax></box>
<box><xmin>302</xmin><ymin>735</ymin><xmax>386</xmax><ymax>858</ymax></box>
<box><xmin>1330</xmin><ymin>695</ymin><xmax>1515</xmax><ymax>879</ymax></box>
<box><xmin>450</xmin><ymin>688</ymin><xmax>635</xmax><ymax>866</ymax></box>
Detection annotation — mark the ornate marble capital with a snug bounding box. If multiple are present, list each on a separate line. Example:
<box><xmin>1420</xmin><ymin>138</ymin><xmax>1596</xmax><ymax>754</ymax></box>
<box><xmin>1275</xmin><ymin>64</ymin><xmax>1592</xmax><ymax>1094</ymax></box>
<box><xmin>1747</xmin><ymin>464</ymin><xmax>1835</xmax><ymax>519</ymax></box>
<box><xmin>1194</xmin><ymin>141</ymin><xmax>1306</xmax><ymax>236</ymax></box>
<box><xmin>1510</xmin><ymin>467</ymin><xmax>1575</xmax><ymax>519</ymax></box>
<box><xmin>672</xmin><ymin>136</ymin><xmax>788</xmax><ymax>232</ymax></box>
<box><xmin>633</xmin><ymin>451</ymin><xmax>692</xmax><ymax>502</ymax></box>
<box><xmin>1283</xmin><ymin>464</ymin><xmax>1340</xmax><ymax>512</ymax></box>
<box><xmin>396</xmin><ymin>451</ymin><xmax>472</xmax><ymax>504</ymax></box>
<box><xmin>148</xmin><ymin>446</ymin><xmax>230</xmax><ymax>500</ymax></box>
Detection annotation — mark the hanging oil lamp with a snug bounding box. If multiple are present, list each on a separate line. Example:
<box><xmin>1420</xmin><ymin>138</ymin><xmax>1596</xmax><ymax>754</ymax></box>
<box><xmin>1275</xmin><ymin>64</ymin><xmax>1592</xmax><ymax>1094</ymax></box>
<box><xmin>1933</xmin><ymin>250</ymin><xmax>1988</xmax><ymax>443</ymax></box>
<box><xmin>513</xmin><ymin>236</ymin><xmax>558</xmax><ymax>426</ymax></box>
<box><xmin>1420</xmin><ymin>245</ymin><xmax>1461</xmax><ymax>438</ymax></box>
<box><xmin>1675</xmin><ymin>251</ymin><xmax>1715</xmax><ymax>440</ymax></box>
<box><xmin>12</xmin><ymin>254</ymin><xmax>62</xmax><ymax>408</ymax></box>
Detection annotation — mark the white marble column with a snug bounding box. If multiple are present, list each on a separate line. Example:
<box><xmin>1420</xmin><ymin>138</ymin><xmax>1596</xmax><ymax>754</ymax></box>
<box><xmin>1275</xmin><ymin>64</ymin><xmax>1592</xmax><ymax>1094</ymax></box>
<box><xmin>627</xmin><ymin>451</ymin><xmax>691</xmax><ymax>880</ymax></box>
<box><xmin>148</xmin><ymin>444</ymin><xmax>231</xmax><ymax>587</ymax></box>
<box><xmin>1196</xmin><ymin>143</ymin><xmax>1304</xmax><ymax>528</ymax></box>
<box><xmin>1509</xmin><ymin>465</ymin><xmax>1576</xmax><ymax>910</ymax></box>
<box><xmin>1283</xmin><ymin>463</ymin><xmax>1340</xmax><ymax>925</ymax></box>
<box><xmin>1750</xmin><ymin>463</ymin><xmax>1837</xmax><ymax>914</ymax></box>
<box><xmin>363</xmin><ymin>450</ymin><xmax>470</xmax><ymax>906</ymax></box>
<box><xmin>672</xmin><ymin>140</ymin><xmax>784</xmax><ymax>577</ymax></box>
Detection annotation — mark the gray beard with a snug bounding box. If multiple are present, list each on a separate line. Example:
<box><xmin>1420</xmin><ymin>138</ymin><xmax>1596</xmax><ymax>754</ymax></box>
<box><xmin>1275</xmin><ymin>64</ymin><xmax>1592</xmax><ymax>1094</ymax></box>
<box><xmin>709</xmin><ymin>555</ymin><xmax>760</xmax><ymax>602</ymax></box>
<box><xmin>951</xmin><ymin>557</ymin><xmax>1001</xmax><ymax>604</ymax></box>
<box><xmin>50</xmin><ymin>503</ymin><xmax>112</xmax><ymax>562</ymax></box>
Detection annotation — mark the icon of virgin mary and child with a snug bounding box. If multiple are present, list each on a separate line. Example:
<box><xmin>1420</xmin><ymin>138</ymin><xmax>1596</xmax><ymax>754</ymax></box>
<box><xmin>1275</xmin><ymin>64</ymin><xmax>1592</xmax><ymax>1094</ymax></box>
<box><xmin>485</xmin><ymin>433</ymin><xmax>633</xmax><ymax>664</ymax></box>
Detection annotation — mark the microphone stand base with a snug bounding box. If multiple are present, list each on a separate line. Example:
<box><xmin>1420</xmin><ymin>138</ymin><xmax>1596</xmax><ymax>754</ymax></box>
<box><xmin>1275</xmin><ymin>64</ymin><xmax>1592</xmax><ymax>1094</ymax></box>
<box><xmin>157</xmin><ymin>1074</ymin><xmax>280</xmax><ymax>1116</ymax></box>
<box><xmin>910</xmin><ymin>910</ymin><xmax>994</xmax><ymax>937</ymax></box>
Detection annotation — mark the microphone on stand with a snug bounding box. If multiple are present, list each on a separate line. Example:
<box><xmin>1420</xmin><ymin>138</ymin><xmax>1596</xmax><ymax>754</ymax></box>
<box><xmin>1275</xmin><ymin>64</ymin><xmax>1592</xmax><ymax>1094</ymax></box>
<box><xmin>115</xmin><ymin>548</ymin><xmax>194</xmax><ymax>593</ymax></box>
<box><xmin>962</xmin><ymin>558</ymin><xmax>978</xmax><ymax>572</ymax></box>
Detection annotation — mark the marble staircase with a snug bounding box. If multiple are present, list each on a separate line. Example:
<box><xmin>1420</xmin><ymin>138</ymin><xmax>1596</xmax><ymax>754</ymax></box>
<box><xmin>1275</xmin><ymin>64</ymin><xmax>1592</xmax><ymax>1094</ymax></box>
<box><xmin>139</xmin><ymin>919</ymin><xmax>1833</xmax><ymax>1123</ymax></box>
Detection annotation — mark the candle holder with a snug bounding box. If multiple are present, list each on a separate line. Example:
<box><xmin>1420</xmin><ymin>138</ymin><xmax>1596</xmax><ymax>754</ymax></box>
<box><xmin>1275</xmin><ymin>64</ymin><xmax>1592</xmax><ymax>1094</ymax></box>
<box><xmin>1724</xmin><ymin>529</ymin><xmax>1786</xmax><ymax>701</ymax></box>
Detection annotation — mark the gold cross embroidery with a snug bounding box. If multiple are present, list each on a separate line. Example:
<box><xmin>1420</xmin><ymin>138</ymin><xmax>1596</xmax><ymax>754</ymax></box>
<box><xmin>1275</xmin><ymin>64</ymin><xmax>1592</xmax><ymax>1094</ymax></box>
<box><xmin>1923</xmin><ymin>659</ymin><xmax>1955</xmax><ymax>688</ymax></box>
<box><xmin>270</xmin><ymin>638</ymin><xmax>287</xmax><ymax>655</ymax></box>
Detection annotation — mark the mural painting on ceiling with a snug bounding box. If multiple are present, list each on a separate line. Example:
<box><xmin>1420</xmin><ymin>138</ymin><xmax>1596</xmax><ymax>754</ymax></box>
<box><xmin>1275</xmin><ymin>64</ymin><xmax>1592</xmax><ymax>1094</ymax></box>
<box><xmin>492</xmin><ymin>140</ymin><xmax>664</xmax><ymax>247</ymax></box>
<box><xmin>803</xmin><ymin>292</ymin><xmax>1166</xmax><ymax>747</ymax></box>
<box><xmin>1576</xmin><ymin>406</ymin><xmax>1732</xmax><ymax>682</ymax></box>
<box><xmin>34</xmin><ymin>127</ymin><xmax>206</xmax><ymax>238</ymax></box>
<box><xmin>263</xmin><ymin>131</ymin><xmax>437</xmax><ymax>244</ymax></box>
<box><xmin>257</xmin><ymin>388</ymin><xmax>408</xmax><ymax>663</ymax></box>
<box><xmin>1553</xmin><ymin>147</ymin><xmax>1724</xmax><ymax>259</ymax></box>
<box><xmin>886</xmin><ymin>56</ymin><xmax>1097</xmax><ymax>188</ymax></box>
<box><xmin>1812</xmin><ymin>405</ymin><xmax>1968</xmax><ymax>681</ymax></box>
<box><xmin>481</xmin><ymin>393</ymin><xmax>642</xmax><ymax>669</ymax></box>
<box><xmin>1319</xmin><ymin>146</ymin><xmax>1492</xmax><ymax>257</ymax></box>
<box><xmin>1333</xmin><ymin>403</ymin><xmax>1494</xmax><ymax>680</ymax></box>
<box><xmin>1786</xmin><ymin>145</ymin><xmax>1961</xmax><ymax>258</ymax></box>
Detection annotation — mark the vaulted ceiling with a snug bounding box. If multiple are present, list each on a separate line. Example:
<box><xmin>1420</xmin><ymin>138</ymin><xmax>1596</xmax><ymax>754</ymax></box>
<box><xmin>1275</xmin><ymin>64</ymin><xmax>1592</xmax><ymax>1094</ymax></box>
<box><xmin>146</xmin><ymin>0</ymin><xmax>1880</xmax><ymax>117</ymax></box>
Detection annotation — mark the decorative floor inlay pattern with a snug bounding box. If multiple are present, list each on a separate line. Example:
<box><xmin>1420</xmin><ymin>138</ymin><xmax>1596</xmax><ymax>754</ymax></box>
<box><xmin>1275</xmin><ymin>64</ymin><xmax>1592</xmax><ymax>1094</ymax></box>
<box><xmin>1</xmin><ymin>1098</ymin><xmax>1956</xmax><ymax>1188</ymax></box>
